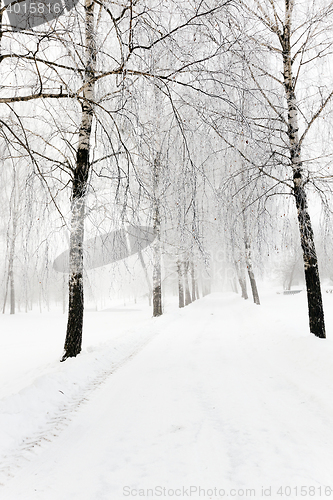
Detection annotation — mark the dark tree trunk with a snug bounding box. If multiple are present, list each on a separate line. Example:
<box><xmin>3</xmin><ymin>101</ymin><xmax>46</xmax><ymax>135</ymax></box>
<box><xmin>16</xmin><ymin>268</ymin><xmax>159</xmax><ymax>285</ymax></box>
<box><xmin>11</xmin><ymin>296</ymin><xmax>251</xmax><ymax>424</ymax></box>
<box><xmin>62</xmin><ymin>0</ymin><xmax>95</xmax><ymax>360</ymax></box>
<box><xmin>152</xmin><ymin>156</ymin><xmax>162</xmax><ymax>317</ymax></box>
<box><xmin>62</xmin><ymin>174</ymin><xmax>87</xmax><ymax>361</ymax></box>
<box><xmin>64</xmin><ymin>272</ymin><xmax>84</xmax><ymax>358</ymax></box>
<box><xmin>281</xmin><ymin>15</ymin><xmax>326</xmax><ymax>338</ymax></box>
<box><xmin>244</xmin><ymin>240</ymin><xmax>260</xmax><ymax>305</ymax></box>
<box><xmin>177</xmin><ymin>260</ymin><xmax>184</xmax><ymax>308</ymax></box>
<box><xmin>247</xmin><ymin>267</ymin><xmax>260</xmax><ymax>305</ymax></box>
<box><xmin>153</xmin><ymin>278</ymin><xmax>162</xmax><ymax>316</ymax></box>
<box><xmin>294</xmin><ymin>183</ymin><xmax>325</xmax><ymax>338</ymax></box>
<box><xmin>153</xmin><ymin>251</ymin><xmax>162</xmax><ymax>316</ymax></box>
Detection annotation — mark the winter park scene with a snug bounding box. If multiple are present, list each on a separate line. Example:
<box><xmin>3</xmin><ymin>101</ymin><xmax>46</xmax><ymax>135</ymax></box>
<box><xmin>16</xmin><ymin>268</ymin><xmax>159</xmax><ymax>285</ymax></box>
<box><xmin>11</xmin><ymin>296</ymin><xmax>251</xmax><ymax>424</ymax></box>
<box><xmin>2</xmin><ymin>1</ymin><xmax>333</xmax><ymax>499</ymax></box>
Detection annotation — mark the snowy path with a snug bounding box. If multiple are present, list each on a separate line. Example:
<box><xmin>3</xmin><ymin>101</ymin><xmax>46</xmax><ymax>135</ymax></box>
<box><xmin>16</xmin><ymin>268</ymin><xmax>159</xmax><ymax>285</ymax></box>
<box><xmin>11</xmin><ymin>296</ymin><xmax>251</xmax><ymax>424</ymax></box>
<box><xmin>1</xmin><ymin>293</ymin><xmax>333</xmax><ymax>500</ymax></box>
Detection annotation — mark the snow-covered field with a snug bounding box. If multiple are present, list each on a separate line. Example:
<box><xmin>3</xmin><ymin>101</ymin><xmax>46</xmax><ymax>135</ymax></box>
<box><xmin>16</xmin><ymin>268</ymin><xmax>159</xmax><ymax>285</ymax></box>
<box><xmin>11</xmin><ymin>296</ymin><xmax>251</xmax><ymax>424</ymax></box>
<box><xmin>1</xmin><ymin>291</ymin><xmax>333</xmax><ymax>500</ymax></box>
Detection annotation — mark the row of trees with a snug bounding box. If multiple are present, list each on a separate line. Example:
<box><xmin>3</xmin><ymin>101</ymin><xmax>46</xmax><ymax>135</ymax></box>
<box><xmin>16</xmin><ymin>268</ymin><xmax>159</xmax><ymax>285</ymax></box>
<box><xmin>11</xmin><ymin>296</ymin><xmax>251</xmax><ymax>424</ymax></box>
<box><xmin>1</xmin><ymin>0</ymin><xmax>333</xmax><ymax>359</ymax></box>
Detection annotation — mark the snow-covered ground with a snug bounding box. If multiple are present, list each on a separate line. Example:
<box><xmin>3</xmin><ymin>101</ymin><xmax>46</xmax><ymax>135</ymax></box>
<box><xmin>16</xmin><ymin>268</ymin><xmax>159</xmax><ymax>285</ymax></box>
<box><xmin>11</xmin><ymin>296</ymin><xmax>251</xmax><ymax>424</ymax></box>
<box><xmin>1</xmin><ymin>291</ymin><xmax>333</xmax><ymax>500</ymax></box>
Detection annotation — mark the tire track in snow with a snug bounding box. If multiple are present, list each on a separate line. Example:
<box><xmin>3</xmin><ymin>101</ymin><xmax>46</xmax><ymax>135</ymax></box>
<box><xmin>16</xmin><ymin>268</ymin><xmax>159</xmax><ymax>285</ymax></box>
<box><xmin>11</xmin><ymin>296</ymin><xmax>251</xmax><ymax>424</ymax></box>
<box><xmin>0</xmin><ymin>327</ymin><xmax>160</xmax><ymax>486</ymax></box>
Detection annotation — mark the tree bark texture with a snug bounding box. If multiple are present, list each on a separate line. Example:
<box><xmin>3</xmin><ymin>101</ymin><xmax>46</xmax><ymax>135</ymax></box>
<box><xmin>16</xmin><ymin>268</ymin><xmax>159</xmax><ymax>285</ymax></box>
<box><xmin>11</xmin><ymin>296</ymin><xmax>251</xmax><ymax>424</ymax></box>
<box><xmin>62</xmin><ymin>0</ymin><xmax>96</xmax><ymax>360</ymax></box>
<box><xmin>3</xmin><ymin>211</ymin><xmax>17</xmax><ymax>314</ymax></box>
<box><xmin>190</xmin><ymin>260</ymin><xmax>196</xmax><ymax>302</ymax></box>
<box><xmin>242</xmin><ymin>210</ymin><xmax>259</xmax><ymax>305</ymax></box>
<box><xmin>177</xmin><ymin>260</ymin><xmax>184</xmax><ymax>308</ymax></box>
<box><xmin>244</xmin><ymin>240</ymin><xmax>260</xmax><ymax>305</ymax></box>
<box><xmin>184</xmin><ymin>260</ymin><xmax>192</xmax><ymax>306</ymax></box>
<box><xmin>281</xmin><ymin>7</ymin><xmax>325</xmax><ymax>338</ymax></box>
<box><xmin>152</xmin><ymin>157</ymin><xmax>162</xmax><ymax>317</ymax></box>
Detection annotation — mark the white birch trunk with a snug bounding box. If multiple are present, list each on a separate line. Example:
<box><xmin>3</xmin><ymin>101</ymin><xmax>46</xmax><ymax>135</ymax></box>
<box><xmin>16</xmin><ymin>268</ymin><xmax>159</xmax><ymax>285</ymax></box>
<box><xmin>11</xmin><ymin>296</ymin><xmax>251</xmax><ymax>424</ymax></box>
<box><xmin>281</xmin><ymin>1</ymin><xmax>325</xmax><ymax>338</ymax></box>
<box><xmin>62</xmin><ymin>0</ymin><xmax>96</xmax><ymax>359</ymax></box>
<box><xmin>152</xmin><ymin>157</ymin><xmax>162</xmax><ymax>317</ymax></box>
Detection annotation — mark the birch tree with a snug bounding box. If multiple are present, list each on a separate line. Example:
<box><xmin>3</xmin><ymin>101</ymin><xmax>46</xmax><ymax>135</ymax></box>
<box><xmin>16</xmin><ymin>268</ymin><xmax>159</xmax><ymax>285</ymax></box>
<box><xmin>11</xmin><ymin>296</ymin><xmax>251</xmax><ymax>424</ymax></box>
<box><xmin>60</xmin><ymin>0</ymin><xmax>232</xmax><ymax>357</ymax></box>
<box><xmin>215</xmin><ymin>0</ymin><xmax>333</xmax><ymax>337</ymax></box>
<box><xmin>1</xmin><ymin>0</ymin><xmax>233</xmax><ymax>356</ymax></box>
<box><xmin>61</xmin><ymin>0</ymin><xmax>96</xmax><ymax>360</ymax></box>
